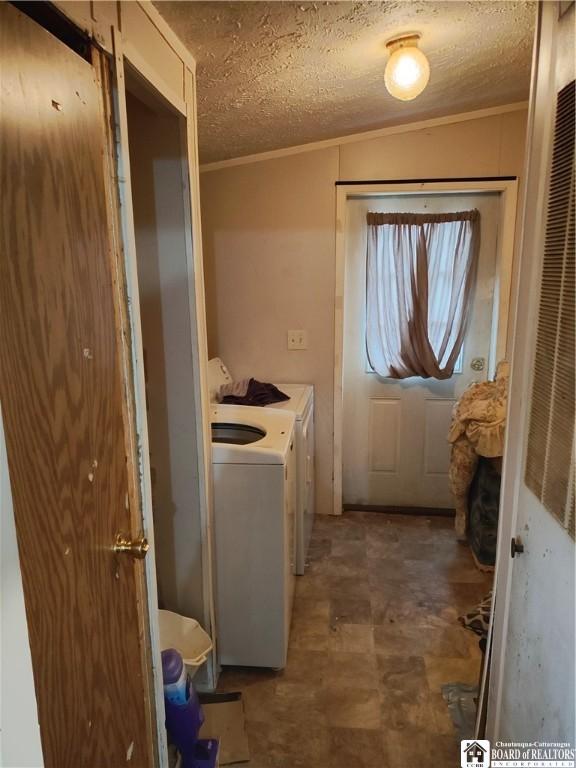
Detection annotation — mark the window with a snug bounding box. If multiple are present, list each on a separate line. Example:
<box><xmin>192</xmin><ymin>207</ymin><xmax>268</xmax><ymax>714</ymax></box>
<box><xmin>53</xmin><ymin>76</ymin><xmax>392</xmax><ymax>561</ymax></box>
<box><xmin>365</xmin><ymin>211</ymin><xmax>480</xmax><ymax>380</ymax></box>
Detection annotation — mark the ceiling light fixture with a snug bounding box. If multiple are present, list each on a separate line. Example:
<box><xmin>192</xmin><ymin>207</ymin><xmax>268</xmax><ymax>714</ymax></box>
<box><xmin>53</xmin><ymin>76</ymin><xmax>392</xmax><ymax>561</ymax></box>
<box><xmin>384</xmin><ymin>33</ymin><xmax>430</xmax><ymax>101</ymax></box>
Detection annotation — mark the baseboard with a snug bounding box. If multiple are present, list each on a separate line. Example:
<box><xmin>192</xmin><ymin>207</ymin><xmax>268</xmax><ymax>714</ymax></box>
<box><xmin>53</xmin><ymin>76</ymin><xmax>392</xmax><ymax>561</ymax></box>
<box><xmin>342</xmin><ymin>504</ymin><xmax>455</xmax><ymax>518</ymax></box>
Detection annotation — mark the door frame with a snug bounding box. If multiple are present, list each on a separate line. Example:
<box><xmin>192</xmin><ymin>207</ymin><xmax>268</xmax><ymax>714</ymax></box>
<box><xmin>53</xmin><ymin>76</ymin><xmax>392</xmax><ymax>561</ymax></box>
<box><xmin>333</xmin><ymin>178</ymin><xmax>519</xmax><ymax>516</ymax></box>
<box><xmin>110</xmin><ymin>29</ymin><xmax>218</xmax><ymax>702</ymax></box>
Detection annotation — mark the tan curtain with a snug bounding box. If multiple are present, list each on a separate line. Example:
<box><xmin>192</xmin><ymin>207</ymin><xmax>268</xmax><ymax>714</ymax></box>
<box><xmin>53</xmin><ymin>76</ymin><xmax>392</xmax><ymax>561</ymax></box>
<box><xmin>366</xmin><ymin>210</ymin><xmax>480</xmax><ymax>379</ymax></box>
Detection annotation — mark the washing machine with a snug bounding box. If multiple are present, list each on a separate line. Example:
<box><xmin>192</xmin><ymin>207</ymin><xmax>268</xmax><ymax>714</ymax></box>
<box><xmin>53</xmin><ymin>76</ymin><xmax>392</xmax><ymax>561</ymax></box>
<box><xmin>208</xmin><ymin>358</ymin><xmax>315</xmax><ymax>575</ymax></box>
<box><xmin>211</xmin><ymin>403</ymin><xmax>296</xmax><ymax>669</ymax></box>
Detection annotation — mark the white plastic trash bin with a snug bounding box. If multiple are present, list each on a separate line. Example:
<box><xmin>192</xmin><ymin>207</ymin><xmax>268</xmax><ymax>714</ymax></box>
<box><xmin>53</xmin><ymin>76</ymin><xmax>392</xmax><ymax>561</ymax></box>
<box><xmin>158</xmin><ymin>609</ymin><xmax>213</xmax><ymax>678</ymax></box>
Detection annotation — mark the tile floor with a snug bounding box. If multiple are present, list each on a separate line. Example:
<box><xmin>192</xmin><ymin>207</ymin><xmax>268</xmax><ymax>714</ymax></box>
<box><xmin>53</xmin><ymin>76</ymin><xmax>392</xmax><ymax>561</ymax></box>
<box><xmin>219</xmin><ymin>511</ymin><xmax>492</xmax><ymax>767</ymax></box>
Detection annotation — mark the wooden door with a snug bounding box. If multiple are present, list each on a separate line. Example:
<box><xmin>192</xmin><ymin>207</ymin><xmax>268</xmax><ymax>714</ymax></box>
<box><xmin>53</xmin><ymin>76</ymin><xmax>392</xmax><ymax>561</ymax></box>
<box><xmin>0</xmin><ymin>5</ymin><xmax>157</xmax><ymax>766</ymax></box>
<box><xmin>342</xmin><ymin>192</ymin><xmax>500</xmax><ymax>509</ymax></box>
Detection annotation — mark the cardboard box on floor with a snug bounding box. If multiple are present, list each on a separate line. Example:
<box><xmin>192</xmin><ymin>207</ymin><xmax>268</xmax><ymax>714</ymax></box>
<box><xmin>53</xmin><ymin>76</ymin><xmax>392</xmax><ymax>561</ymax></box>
<box><xmin>199</xmin><ymin>692</ymin><xmax>250</xmax><ymax>765</ymax></box>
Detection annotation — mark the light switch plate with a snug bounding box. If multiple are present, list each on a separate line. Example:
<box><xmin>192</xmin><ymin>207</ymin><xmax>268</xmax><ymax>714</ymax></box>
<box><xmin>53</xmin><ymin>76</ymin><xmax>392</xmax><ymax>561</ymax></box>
<box><xmin>287</xmin><ymin>330</ymin><xmax>308</xmax><ymax>350</ymax></box>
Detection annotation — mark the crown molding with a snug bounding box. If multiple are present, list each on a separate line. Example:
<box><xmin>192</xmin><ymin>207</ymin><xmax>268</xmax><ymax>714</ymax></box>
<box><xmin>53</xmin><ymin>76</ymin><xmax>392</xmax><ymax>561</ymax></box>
<box><xmin>200</xmin><ymin>101</ymin><xmax>529</xmax><ymax>173</ymax></box>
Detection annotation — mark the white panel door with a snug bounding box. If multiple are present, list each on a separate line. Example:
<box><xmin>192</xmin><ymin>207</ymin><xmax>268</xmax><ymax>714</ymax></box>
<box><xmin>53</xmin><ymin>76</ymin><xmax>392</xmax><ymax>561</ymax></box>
<box><xmin>342</xmin><ymin>192</ymin><xmax>500</xmax><ymax>508</ymax></box>
<box><xmin>488</xmin><ymin>1</ymin><xmax>575</xmax><ymax>743</ymax></box>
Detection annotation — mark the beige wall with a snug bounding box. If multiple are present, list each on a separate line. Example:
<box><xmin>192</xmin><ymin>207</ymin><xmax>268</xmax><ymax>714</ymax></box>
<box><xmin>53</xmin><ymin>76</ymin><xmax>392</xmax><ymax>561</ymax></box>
<box><xmin>200</xmin><ymin>107</ymin><xmax>527</xmax><ymax>516</ymax></box>
<box><xmin>128</xmin><ymin>93</ymin><xmax>206</xmax><ymax>620</ymax></box>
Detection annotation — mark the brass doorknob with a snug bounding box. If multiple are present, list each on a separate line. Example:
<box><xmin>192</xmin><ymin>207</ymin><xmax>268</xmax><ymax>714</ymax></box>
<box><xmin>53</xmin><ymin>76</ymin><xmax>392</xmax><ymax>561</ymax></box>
<box><xmin>114</xmin><ymin>533</ymin><xmax>149</xmax><ymax>559</ymax></box>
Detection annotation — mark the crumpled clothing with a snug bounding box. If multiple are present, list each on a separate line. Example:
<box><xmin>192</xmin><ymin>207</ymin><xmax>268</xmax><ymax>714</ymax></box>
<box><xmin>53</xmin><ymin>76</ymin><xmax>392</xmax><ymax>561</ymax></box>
<box><xmin>218</xmin><ymin>379</ymin><xmax>250</xmax><ymax>400</ymax></box>
<box><xmin>218</xmin><ymin>378</ymin><xmax>289</xmax><ymax>407</ymax></box>
<box><xmin>448</xmin><ymin>363</ymin><xmax>509</xmax><ymax>539</ymax></box>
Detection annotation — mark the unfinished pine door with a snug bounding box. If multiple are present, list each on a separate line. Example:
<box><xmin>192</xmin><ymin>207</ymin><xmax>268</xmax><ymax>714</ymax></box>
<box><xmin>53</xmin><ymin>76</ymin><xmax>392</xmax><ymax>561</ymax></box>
<box><xmin>0</xmin><ymin>5</ymin><xmax>156</xmax><ymax>766</ymax></box>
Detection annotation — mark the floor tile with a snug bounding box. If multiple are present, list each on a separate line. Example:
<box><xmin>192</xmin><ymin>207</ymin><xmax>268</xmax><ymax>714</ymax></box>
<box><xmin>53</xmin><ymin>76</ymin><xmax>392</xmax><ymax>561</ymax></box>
<box><xmin>325</xmin><ymin>651</ymin><xmax>379</xmax><ymax>690</ymax></box>
<box><xmin>292</xmin><ymin>596</ymin><xmax>330</xmax><ymax>622</ymax></box>
<box><xmin>424</xmin><ymin>655</ymin><xmax>482</xmax><ymax>693</ymax></box>
<box><xmin>281</xmin><ymin>648</ymin><xmax>330</xmax><ymax>686</ymax></box>
<box><xmin>294</xmin><ymin>571</ymin><xmax>331</xmax><ymax>599</ymax></box>
<box><xmin>377</xmin><ymin>655</ymin><xmax>436</xmax><ymax>730</ymax></box>
<box><xmin>308</xmin><ymin>537</ymin><xmax>332</xmax><ymax>559</ymax></box>
<box><xmin>367</xmin><ymin>557</ymin><xmax>410</xmax><ymax>583</ymax></box>
<box><xmin>316</xmin><ymin>555</ymin><xmax>369</xmax><ymax>579</ymax></box>
<box><xmin>330</xmin><ymin>596</ymin><xmax>372</xmax><ymax>625</ymax></box>
<box><xmin>321</xmin><ymin>683</ymin><xmax>382</xmax><ymax>729</ymax></box>
<box><xmin>374</xmin><ymin>621</ymin><xmax>471</xmax><ymax>658</ymax></box>
<box><xmin>328</xmin><ymin>571</ymin><xmax>372</xmax><ymax>599</ymax></box>
<box><xmin>328</xmin><ymin>727</ymin><xmax>385</xmax><ymax>767</ymax></box>
<box><xmin>315</xmin><ymin>517</ymin><xmax>367</xmax><ymax>541</ymax></box>
<box><xmin>246</xmin><ymin>720</ymin><xmax>330</xmax><ymax>767</ymax></box>
<box><xmin>329</xmin><ymin>623</ymin><xmax>375</xmax><ymax>653</ymax></box>
<box><xmin>383</xmin><ymin>726</ymin><xmax>459</xmax><ymax>768</ymax></box>
<box><xmin>376</xmin><ymin>654</ymin><xmax>429</xmax><ymax>696</ymax></box>
<box><xmin>242</xmin><ymin>679</ymin><xmax>326</xmax><ymax>726</ymax></box>
<box><xmin>330</xmin><ymin>538</ymin><xmax>368</xmax><ymax>559</ymax></box>
<box><xmin>405</xmin><ymin>557</ymin><xmax>488</xmax><ymax>584</ymax></box>
<box><xmin>290</xmin><ymin>613</ymin><xmax>331</xmax><ymax>651</ymax></box>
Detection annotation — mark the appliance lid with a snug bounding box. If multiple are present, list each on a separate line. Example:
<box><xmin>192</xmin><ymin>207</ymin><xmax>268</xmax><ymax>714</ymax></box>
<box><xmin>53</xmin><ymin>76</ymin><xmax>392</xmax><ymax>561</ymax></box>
<box><xmin>207</xmin><ymin>357</ymin><xmax>233</xmax><ymax>402</ymax></box>
<box><xmin>266</xmin><ymin>384</ymin><xmax>314</xmax><ymax>420</ymax></box>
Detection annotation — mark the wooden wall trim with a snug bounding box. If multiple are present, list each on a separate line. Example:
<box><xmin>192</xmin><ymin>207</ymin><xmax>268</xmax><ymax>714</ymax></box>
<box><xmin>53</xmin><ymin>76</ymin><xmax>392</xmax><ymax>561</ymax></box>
<box><xmin>95</xmin><ymin>46</ymin><xmax>159</xmax><ymax>765</ymax></box>
<box><xmin>137</xmin><ymin>0</ymin><xmax>197</xmax><ymax>73</ymax></box>
<box><xmin>111</xmin><ymin>26</ymin><xmax>170</xmax><ymax>765</ymax></box>
<box><xmin>182</xmin><ymin>65</ymin><xmax>219</xmax><ymax>688</ymax></box>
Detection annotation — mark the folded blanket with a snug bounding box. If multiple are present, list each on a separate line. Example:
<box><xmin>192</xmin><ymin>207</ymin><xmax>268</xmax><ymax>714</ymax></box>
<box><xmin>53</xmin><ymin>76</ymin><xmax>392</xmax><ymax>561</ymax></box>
<box><xmin>219</xmin><ymin>378</ymin><xmax>290</xmax><ymax>407</ymax></box>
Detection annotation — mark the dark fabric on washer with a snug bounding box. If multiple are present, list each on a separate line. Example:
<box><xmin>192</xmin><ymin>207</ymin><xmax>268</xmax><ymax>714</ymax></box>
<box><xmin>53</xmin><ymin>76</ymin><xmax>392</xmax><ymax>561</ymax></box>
<box><xmin>221</xmin><ymin>378</ymin><xmax>290</xmax><ymax>407</ymax></box>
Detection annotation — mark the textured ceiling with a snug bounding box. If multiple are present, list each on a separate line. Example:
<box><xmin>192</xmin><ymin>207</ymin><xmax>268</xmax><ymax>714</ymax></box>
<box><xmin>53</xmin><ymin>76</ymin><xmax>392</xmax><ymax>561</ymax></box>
<box><xmin>156</xmin><ymin>1</ymin><xmax>535</xmax><ymax>164</ymax></box>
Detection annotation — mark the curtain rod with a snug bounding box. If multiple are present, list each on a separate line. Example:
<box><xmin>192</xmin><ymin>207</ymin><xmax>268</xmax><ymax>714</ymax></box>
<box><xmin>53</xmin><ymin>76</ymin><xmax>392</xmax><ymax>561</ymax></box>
<box><xmin>335</xmin><ymin>176</ymin><xmax>517</xmax><ymax>186</ymax></box>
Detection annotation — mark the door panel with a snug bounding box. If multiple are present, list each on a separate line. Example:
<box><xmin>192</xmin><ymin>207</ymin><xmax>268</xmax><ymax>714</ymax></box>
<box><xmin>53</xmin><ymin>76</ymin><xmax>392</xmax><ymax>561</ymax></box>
<box><xmin>488</xmin><ymin>1</ymin><xmax>575</xmax><ymax>743</ymax></box>
<box><xmin>343</xmin><ymin>192</ymin><xmax>500</xmax><ymax>508</ymax></box>
<box><xmin>424</xmin><ymin>398</ymin><xmax>455</xmax><ymax>476</ymax></box>
<box><xmin>0</xmin><ymin>6</ymin><xmax>155</xmax><ymax>766</ymax></box>
<box><xmin>368</xmin><ymin>399</ymin><xmax>400</xmax><ymax>473</ymax></box>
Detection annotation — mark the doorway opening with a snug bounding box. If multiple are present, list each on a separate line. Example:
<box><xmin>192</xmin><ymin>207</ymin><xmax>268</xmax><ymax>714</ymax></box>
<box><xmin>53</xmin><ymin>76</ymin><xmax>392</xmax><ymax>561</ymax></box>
<box><xmin>342</xmin><ymin>191</ymin><xmax>500</xmax><ymax>513</ymax></box>
<box><xmin>334</xmin><ymin>179</ymin><xmax>518</xmax><ymax>515</ymax></box>
<box><xmin>332</xmin><ymin>180</ymin><xmax>518</xmax><ymax>742</ymax></box>
<box><xmin>124</xmin><ymin>70</ymin><xmax>214</xmax><ymax>689</ymax></box>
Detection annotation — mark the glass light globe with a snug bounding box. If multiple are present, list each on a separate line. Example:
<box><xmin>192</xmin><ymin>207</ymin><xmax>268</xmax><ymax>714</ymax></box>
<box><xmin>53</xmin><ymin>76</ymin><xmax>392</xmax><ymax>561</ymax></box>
<box><xmin>385</xmin><ymin>45</ymin><xmax>430</xmax><ymax>101</ymax></box>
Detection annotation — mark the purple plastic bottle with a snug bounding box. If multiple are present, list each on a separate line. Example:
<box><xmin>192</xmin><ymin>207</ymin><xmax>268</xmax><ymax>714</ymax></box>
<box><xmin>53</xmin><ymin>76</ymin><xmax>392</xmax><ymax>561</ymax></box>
<box><xmin>161</xmin><ymin>649</ymin><xmax>204</xmax><ymax>768</ymax></box>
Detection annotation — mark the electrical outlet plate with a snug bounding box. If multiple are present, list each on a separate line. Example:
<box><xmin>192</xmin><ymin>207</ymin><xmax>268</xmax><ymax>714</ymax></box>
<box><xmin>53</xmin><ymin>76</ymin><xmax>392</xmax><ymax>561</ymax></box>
<box><xmin>287</xmin><ymin>330</ymin><xmax>308</xmax><ymax>350</ymax></box>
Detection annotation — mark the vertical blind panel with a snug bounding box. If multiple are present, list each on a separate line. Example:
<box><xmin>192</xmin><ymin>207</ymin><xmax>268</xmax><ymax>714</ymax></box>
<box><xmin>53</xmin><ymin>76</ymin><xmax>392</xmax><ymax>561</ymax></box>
<box><xmin>525</xmin><ymin>79</ymin><xmax>575</xmax><ymax>537</ymax></box>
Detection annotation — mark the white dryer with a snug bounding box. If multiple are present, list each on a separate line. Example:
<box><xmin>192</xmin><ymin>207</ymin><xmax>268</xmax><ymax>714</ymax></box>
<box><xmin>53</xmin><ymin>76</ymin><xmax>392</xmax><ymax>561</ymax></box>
<box><xmin>211</xmin><ymin>404</ymin><xmax>296</xmax><ymax>669</ymax></box>
<box><xmin>208</xmin><ymin>358</ymin><xmax>315</xmax><ymax>575</ymax></box>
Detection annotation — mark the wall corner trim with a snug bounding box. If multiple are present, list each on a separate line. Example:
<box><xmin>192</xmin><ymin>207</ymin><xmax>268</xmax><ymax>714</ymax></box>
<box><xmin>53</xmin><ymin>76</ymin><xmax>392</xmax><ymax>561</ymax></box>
<box><xmin>199</xmin><ymin>102</ymin><xmax>529</xmax><ymax>174</ymax></box>
<box><xmin>137</xmin><ymin>0</ymin><xmax>197</xmax><ymax>73</ymax></box>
